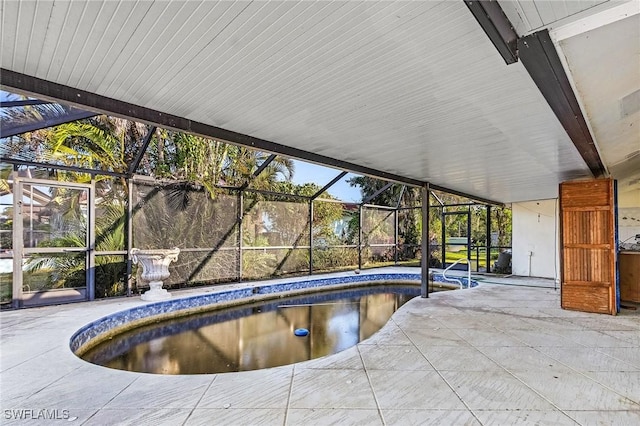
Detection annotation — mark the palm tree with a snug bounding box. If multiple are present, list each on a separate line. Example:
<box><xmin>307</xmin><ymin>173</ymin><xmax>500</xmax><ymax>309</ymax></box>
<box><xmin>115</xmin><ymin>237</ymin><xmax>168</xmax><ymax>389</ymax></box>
<box><xmin>7</xmin><ymin>112</ymin><xmax>302</xmax><ymax>292</ymax></box>
<box><xmin>46</xmin><ymin>116</ymin><xmax>148</xmax><ymax>188</ymax></box>
<box><xmin>0</xmin><ymin>163</ymin><xmax>11</xmax><ymax>194</ymax></box>
<box><xmin>221</xmin><ymin>147</ymin><xmax>294</xmax><ymax>189</ymax></box>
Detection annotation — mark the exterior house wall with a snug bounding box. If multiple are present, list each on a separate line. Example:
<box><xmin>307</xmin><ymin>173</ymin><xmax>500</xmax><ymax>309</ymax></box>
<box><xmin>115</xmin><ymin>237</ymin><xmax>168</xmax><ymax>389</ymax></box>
<box><xmin>511</xmin><ymin>187</ymin><xmax>639</xmax><ymax>280</ymax></box>
<box><xmin>618</xmin><ymin>187</ymin><xmax>640</xmax><ymax>248</ymax></box>
<box><xmin>512</xmin><ymin>199</ymin><xmax>559</xmax><ymax>280</ymax></box>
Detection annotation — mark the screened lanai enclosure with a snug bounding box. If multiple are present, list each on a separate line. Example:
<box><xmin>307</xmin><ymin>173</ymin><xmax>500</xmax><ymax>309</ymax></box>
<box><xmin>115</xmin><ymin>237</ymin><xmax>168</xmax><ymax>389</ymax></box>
<box><xmin>0</xmin><ymin>94</ymin><xmax>511</xmax><ymax>308</ymax></box>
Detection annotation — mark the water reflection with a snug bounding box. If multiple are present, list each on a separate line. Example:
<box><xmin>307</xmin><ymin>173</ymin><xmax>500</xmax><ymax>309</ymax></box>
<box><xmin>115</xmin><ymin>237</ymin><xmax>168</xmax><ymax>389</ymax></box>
<box><xmin>82</xmin><ymin>286</ymin><xmax>420</xmax><ymax>374</ymax></box>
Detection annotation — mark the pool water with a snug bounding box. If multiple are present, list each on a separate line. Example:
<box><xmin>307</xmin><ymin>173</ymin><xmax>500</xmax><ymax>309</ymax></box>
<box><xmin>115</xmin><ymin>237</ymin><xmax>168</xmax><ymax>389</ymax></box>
<box><xmin>81</xmin><ymin>285</ymin><xmax>422</xmax><ymax>374</ymax></box>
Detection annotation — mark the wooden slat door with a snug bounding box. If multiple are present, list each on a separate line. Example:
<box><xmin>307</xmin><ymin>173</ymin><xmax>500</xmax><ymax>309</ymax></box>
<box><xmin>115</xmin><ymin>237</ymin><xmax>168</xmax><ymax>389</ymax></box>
<box><xmin>560</xmin><ymin>179</ymin><xmax>617</xmax><ymax>315</ymax></box>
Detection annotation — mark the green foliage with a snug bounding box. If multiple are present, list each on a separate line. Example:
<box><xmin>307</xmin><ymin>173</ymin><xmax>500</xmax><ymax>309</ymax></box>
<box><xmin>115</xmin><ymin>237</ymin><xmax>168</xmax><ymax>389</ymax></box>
<box><xmin>5</xmin><ymin>110</ymin><xmax>516</xmax><ymax>299</ymax></box>
<box><xmin>347</xmin><ymin>180</ymin><xmax>513</xmax><ymax>269</ymax></box>
<box><xmin>241</xmin><ymin>249</ymin><xmax>278</xmax><ymax>279</ymax></box>
<box><xmin>141</xmin><ymin>133</ymin><xmax>295</xmax><ymax>199</ymax></box>
<box><xmin>273</xmin><ymin>182</ymin><xmax>344</xmax><ymax>241</ymax></box>
<box><xmin>133</xmin><ymin>183</ymin><xmax>237</xmax><ymax>249</ymax></box>
<box><xmin>94</xmin><ymin>196</ymin><xmax>127</xmax><ymax>297</ymax></box>
<box><xmin>22</xmin><ymin>188</ymin><xmax>128</xmax><ymax>297</ymax></box>
<box><xmin>312</xmin><ymin>247</ymin><xmax>359</xmax><ymax>271</ymax></box>
<box><xmin>492</xmin><ymin>206</ymin><xmax>513</xmax><ymax>247</ymax></box>
<box><xmin>0</xmin><ymin>163</ymin><xmax>11</xmax><ymax>194</ymax></box>
<box><xmin>34</xmin><ymin>116</ymin><xmax>146</xmax><ymax>190</ymax></box>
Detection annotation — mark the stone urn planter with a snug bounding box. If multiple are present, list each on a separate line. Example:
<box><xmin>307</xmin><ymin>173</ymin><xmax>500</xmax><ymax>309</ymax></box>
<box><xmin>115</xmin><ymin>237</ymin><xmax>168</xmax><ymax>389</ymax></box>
<box><xmin>131</xmin><ymin>248</ymin><xmax>180</xmax><ymax>301</ymax></box>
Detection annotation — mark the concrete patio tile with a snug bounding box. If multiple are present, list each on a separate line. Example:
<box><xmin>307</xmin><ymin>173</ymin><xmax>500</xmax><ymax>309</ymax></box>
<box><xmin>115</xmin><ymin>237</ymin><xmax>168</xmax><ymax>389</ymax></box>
<box><xmin>566</xmin><ymin>410</ymin><xmax>640</xmax><ymax>426</ymax></box>
<box><xmin>435</xmin><ymin>299</ymin><xmax>492</xmax><ymax>309</ymax></box>
<box><xmin>17</xmin><ymin>364</ymin><xmax>137</xmax><ymax>410</ymax></box>
<box><xmin>0</xmin><ymin>339</ymin><xmax>61</xmax><ymax>372</ymax></box>
<box><xmin>197</xmin><ymin>367</ymin><xmax>293</xmax><ymax>409</ymax></box>
<box><xmin>381</xmin><ymin>409</ymin><xmax>480</xmax><ymax>425</ymax></box>
<box><xmin>1</xmin><ymin>408</ymin><xmax>98</xmax><ymax>425</ymax></box>
<box><xmin>536</xmin><ymin>346</ymin><xmax>640</xmax><ymax>372</ymax></box>
<box><xmin>594</xmin><ymin>347</ymin><xmax>640</xmax><ymax>369</ymax></box>
<box><xmin>440</xmin><ymin>370</ymin><xmax>555</xmax><ymax>410</ymax></box>
<box><xmin>474</xmin><ymin>346</ymin><xmax>564</xmax><ymax>371</ymax></box>
<box><xmin>495</xmin><ymin>307</ymin><xmax>555</xmax><ymax>318</ymax></box>
<box><xmin>103</xmin><ymin>373</ymin><xmax>214</xmax><ymax>409</ymax></box>
<box><xmin>394</xmin><ymin>312</ymin><xmax>476</xmax><ymax>330</ymax></box>
<box><xmin>491</xmin><ymin>300</ymin><xmax>560</xmax><ymax>310</ymax></box>
<box><xmin>616</xmin><ymin>316</ymin><xmax>640</xmax><ymax>327</ymax></box>
<box><xmin>359</xmin><ymin>321</ymin><xmax>413</xmax><ymax>345</ymax></box>
<box><xmin>601</xmin><ymin>330</ymin><xmax>640</xmax><ymax>346</ymax></box>
<box><xmin>418</xmin><ymin>346</ymin><xmax>502</xmax><ymax>371</ymax></box>
<box><xmin>403</xmin><ymin>327</ymin><xmax>471</xmax><ymax>348</ymax></box>
<box><xmin>297</xmin><ymin>345</ymin><xmax>364</xmax><ymax>370</ymax></box>
<box><xmin>536</xmin><ymin>308</ymin><xmax>595</xmax><ymax>318</ymax></box>
<box><xmin>0</xmin><ymin>352</ymin><xmax>83</xmax><ymax>403</ymax></box>
<box><xmin>358</xmin><ymin>344</ymin><xmax>433</xmax><ymax>371</ymax></box>
<box><xmin>367</xmin><ymin>370</ymin><xmax>467</xmax><ymax>410</ymax></box>
<box><xmin>566</xmin><ymin>317</ymin><xmax>640</xmax><ymax>331</ymax></box>
<box><xmin>1</xmin><ymin>271</ymin><xmax>639</xmax><ymax>425</ymax></box>
<box><xmin>393</xmin><ymin>304</ymin><xmax>466</xmax><ymax>321</ymax></box>
<box><xmin>0</xmin><ymin>316</ymin><xmax>40</xmax><ymax>330</ymax></box>
<box><xmin>186</xmin><ymin>408</ymin><xmax>286</xmax><ymax>426</ymax></box>
<box><xmin>431</xmin><ymin>313</ymin><xmax>505</xmax><ymax>329</ymax></box>
<box><xmin>551</xmin><ymin>329</ymin><xmax>638</xmax><ymax>348</ymax></box>
<box><xmin>510</xmin><ymin>317</ymin><xmax>585</xmax><ymax>331</ymax></box>
<box><xmin>472</xmin><ymin>409</ymin><xmax>578</xmax><ymax>425</ymax></box>
<box><xmin>287</xmin><ymin>408</ymin><xmax>382</xmax><ymax>425</ymax></box>
<box><xmin>584</xmin><ymin>371</ymin><xmax>640</xmax><ymax>405</ymax></box>
<box><xmin>502</xmin><ymin>328</ymin><xmax>585</xmax><ymax>347</ymax></box>
<box><xmin>289</xmin><ymin>368</ymin><xmax>377</xmax><ymax>409</ymax></box>
<box><xmin>449</xmin><ymin>312</ymin><xmax>528</xmax><ymax>329</ymax></box>
<box><xmin>511</xmin><ymin>369</ymin><xmax>640</xmax><ymax>410</ymax></box>
<box><xmin>83</xmin><ymin>408</ymin><xmax>192</xmax><ymax>426</ymax></box>
<box><xmin>452</xmin><ymin>327</ymin><xmax>527</xmax><ymax>347</ymax></box>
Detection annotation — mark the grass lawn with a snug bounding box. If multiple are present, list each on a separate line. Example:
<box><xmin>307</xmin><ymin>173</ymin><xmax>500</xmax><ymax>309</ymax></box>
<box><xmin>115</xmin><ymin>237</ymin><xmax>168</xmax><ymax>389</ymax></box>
<box><xmin>1</xmin><ymin>272</ymin><xmax>12</xmax><ymax>303</ymax></box>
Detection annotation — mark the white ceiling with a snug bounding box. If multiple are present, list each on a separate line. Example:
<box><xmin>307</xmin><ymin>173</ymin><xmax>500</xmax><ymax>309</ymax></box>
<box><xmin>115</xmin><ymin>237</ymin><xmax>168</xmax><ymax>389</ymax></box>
<box><xmin>556</xmin><ymin>7</ymin><xmax>640</xmax><ymax>196</ymax></box>
<box><xmin>502</xmin><ymin>0</ymin><xmax>640</xmax><ymax>196</ymax></box>
<box><xmin>1</xmin><ymin>1</ymin><xmax>638</xmax><ymax>204</ymax></box>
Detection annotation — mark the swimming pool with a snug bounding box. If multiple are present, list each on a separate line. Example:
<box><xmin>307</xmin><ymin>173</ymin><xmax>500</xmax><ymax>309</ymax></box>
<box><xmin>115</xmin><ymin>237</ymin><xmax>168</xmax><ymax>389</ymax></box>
<box><xmin>71</xmin><ymin>272</ymin><xmax>477</xmax><ymax>374</ymax></box>
<box><xmin>81</xmin><ymin>285</ymin><xmax>421</xmax><ymax>374</ymax></box>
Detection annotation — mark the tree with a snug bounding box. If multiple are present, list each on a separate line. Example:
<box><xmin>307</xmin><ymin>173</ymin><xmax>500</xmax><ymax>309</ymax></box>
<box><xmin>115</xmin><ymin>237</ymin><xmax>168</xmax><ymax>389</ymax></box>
<box><xmin>347</xmin><ymin>176</ymin><xmax>424</xmax><ymax>262</ymax></box>
<box><xmin>141</xmin><ymin>132</ymin><xmax>295</xmax><ymax>198</ymax></box>
<box><xmin>267</xmin><ymin>182</ymin><xmax>343</xmax><ymax>243</ymax></box>
<box><xmin>492</xmin><ymin>206</ymin><xmax>513</xmax><ymax>247</ymax></box>
<box><xmin>47</xmin><ymin>116</ymin><xmax>147</xmax><ymax>190</ymax></box>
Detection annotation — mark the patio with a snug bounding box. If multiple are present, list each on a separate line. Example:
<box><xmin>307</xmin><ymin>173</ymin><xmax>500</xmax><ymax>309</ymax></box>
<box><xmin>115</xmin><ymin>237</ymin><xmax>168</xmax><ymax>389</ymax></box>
<box><xmin>1</xmin><ymin>1</ymin><xmax>639</xmax><ymax>424</ymax></box>
<box><xmin>1</xmin><ymin>268</ymin><xmax>638</xmax><ymax>425</ymax></box>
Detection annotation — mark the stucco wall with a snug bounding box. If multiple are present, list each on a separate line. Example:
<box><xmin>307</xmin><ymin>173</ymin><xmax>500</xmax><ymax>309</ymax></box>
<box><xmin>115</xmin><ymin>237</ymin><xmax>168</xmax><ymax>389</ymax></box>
<box><xmin>512</xmin><ymin>199</ymin><xmax>559</xmax><ymax>280</ymax></box>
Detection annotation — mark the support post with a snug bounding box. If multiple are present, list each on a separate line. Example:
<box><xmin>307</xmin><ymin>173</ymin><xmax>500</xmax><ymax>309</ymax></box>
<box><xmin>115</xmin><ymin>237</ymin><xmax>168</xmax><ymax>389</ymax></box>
<box><xmin>394</xmin><ymin>208</ymin><xmax>399</xmax><ymax>265</ymax></box>
<box><xmin>441</xmin><ymin>209</ymin><xmax>446</xmax><ymax>271</ymax></box>
<box><xmin>486</xmin><ymin>205</ymin><xmax>492</xmax><ymax>273</ymax></box>
<box><xmin>421</xmin><ymin>184</ymin><xmax>430</xmax><ymax>298</ymax></box>
<box><xmin>467</xmin><ymin>205</ymin><xmax>472</xmax><ymax>272</ymax></box>
<box><xmin>12</xmin><ymin>172</ymin><xmax>22</xmax><ymax>308</ymax></box>
<box><xmin>238</xmin><ymin>191</ymin><xmax>243</xmax><ymax>282</ymax></box>
<box><xmin>358</xmin><ymin>205</ymin><xmax>363</xmax><ymax>270</ymax></box>
<box><xmin>88</xmin><ymin>176</ymin><xmax>96</xmax><ymax>301</ymax></box>
<box><xmin>126</xmin><ymin>178</ymin><xmax>133</xmax><ymax>296</ymax></box>
<box><xmin>309</xmin><ymin>200</ymin><xmax>314</xmax><ymax>275</ymax></box>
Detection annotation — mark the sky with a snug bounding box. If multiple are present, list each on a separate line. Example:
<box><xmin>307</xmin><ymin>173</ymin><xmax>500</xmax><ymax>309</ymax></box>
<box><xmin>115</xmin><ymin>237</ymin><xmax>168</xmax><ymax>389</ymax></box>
<box><xmin>290</xmin><ymin>160</ymin><xmax>362</xmax><ymax>203</ymax></box>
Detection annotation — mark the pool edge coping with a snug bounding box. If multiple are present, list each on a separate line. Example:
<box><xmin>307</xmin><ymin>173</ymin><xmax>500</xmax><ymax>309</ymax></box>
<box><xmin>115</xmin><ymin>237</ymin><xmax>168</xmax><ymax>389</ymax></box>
<box><xmin>70</xmin><ymin>272</ymin><xmax>477</xmax><ymax>355</ymax></box>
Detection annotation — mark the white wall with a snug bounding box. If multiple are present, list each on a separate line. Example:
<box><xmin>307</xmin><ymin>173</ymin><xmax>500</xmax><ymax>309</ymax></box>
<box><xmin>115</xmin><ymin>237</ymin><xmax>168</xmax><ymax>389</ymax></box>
<box><xmin>618</xmin><ymin>186</ymin><xmax>640</xmax><ymax>247</ymax></box>
<box><xmin>512</xmin><ymin>199</ymin><xmax>559</xmax><ymax>280</ymax></box>
<box><xmin>511</xmin><ymin>186</ymin><xmax>639</xmax><ymax>279</ymax></box>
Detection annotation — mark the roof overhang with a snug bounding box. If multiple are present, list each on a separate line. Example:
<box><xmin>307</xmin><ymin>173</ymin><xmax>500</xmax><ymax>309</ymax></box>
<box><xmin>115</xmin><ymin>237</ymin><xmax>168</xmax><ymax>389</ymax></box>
<box><xmin>1</xmin><ymin>1</ymin><xmax>637</xmax><ymax>203</ymax></box>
